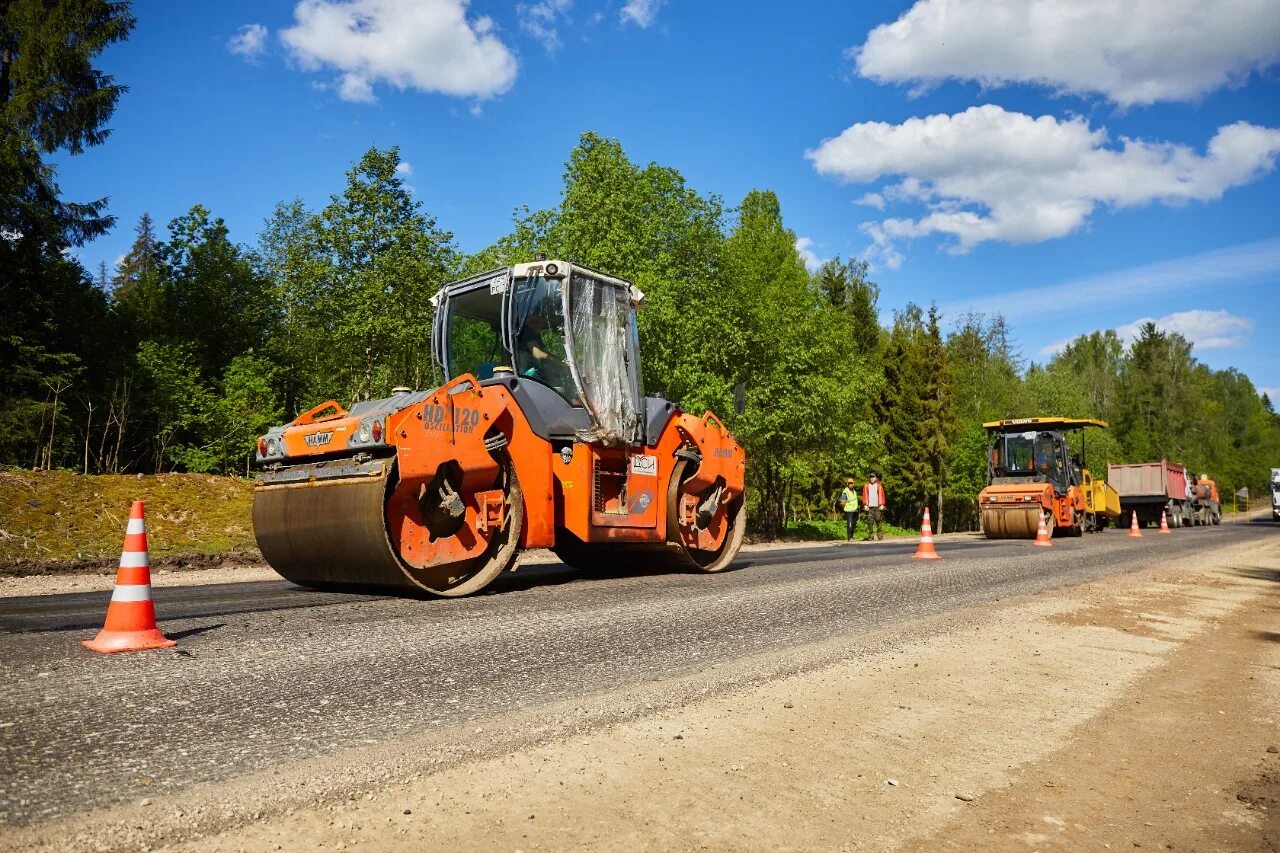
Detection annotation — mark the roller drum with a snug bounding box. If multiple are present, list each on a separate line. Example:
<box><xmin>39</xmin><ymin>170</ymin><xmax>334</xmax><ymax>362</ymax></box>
<box><xmin>253</xmin><ymin>460</ymin><xmax>414</xmax><ymax>591</ymax></box>
<box><xmin>981</xmin><ymin>505</ymin><xmax>1042</xmax><ymax>539</ymax></box>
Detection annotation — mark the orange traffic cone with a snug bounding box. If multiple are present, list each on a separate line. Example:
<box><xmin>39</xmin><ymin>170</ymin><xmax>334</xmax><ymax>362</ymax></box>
<box><xmin>1158</xmin><ymin>510</ymin><xmax>1171</xmax><ymax>533</ymax></box>
<box><xmin>83</xmin><ymin>501</ymin><xmax>176</xmax><ymax>654</ymax></box>
<box><xmin>1033</xmin><ymin>511</ymin><xmax>1053</xmax><ymax>547</ymax></box>
<box><xmin>1127</xmin><ymin>510</ymin><xmax>1143</xmax><ymax>538</ymax></box>
<box><xmin>913</xmin><ymin>507</ymin><xmax>941</xmax><ymax>560</ymax></box>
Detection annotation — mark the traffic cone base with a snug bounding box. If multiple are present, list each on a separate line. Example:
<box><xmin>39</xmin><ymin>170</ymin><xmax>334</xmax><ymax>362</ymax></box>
<box><xmin>1033</xmin><ymin>512</ymin><xmax>1053</xmax><ymax>547</ymax></box>
<box><xmin>83</xmin><ymin>627</ymin><xmax>176</xmax><ymax>654</ymax></box>
<box><xmin>1128</xmin><ymin>510</ymin><xmax>1143</xmax><ymax>538</ymax></box>
<box><xmin>913</xmin><ymin>508</ymin><xmax>941</xmax><ymax>560</ymax></box>
<box><xmin>83</xmin><ymin>501</ymin><xmax>176</xmax><ymax>654</ymax></box>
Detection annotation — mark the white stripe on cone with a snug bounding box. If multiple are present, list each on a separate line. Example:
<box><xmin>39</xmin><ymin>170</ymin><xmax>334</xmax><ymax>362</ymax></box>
<box><xmin>126</xmin><ymin>518</ymin><xmax>145</xmax><ymax>535</ymax></box>
<box><xmin>111</xmin><ymin>584</ymin><xmax>153</xmax><ymax>602</ymax></box>
<box><xmin>119</xmin><ymin>551</ymin><xmax>149</xmax><ymax>568</ymax></box>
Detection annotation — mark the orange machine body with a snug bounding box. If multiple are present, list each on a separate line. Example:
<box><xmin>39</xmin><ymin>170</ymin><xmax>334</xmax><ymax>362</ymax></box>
<box><xmin>265</xmin><ymin>375</ymin><xmax>745</xmax><ymax>561</ymax></box>
<box><xmin>252</xmin><ymin>260</ymin><xmax>748</xmax><ymax>597</ymax></box>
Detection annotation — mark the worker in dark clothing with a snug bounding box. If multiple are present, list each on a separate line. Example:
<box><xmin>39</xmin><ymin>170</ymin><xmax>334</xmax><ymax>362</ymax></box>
<box><xmin>862</xmin><ymin>472</ymin><xmax>887</xmax><ymax>541</ymax></box>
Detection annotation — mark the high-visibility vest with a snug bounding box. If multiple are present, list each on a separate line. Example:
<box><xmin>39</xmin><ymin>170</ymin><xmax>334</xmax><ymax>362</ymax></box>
<box><xmin>839</xmin><ymin>487</ymin><xmax>859</xmax><ymax>512</ymax></box>
<box><xmin>862</xmin><ymin>482</ymin><xmax>885</xmax><ymax>507</ymax></box>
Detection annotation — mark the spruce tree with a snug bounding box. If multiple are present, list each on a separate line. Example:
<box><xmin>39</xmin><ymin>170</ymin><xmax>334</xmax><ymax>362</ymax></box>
<box><xmin>917</xmin><ymin>304</ymin><xmax>956</xmax><ymax>529</ymax></box>
<box><xmin>112</xmin><ymin>212</ymin><xmax>168</xmax><ymax>340</ymax></box>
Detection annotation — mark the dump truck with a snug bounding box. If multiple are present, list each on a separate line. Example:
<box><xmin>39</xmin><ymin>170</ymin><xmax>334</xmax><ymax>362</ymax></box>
<box><xmin>978</xmin><ymin>418</ymin><xmax>1112</xmax><ymax>539</ymax></box>
<box><xmin>1107</xmin><ymin>460</ymin><xmax>1196</xmax><ymax>528</ymax></box>
<box><xmin>252</xmin><ymin>259</ymin><xmax>747</xmax><ymax>596</ymax></box>
<box><xmin>1186</xmin><ymin>473</ymin><xmax>1221</xmax><ymax>526</ymax></box>
<box><xmin>1270</xmin><ymin>468</ymin><xmax>1279</xmax><ymax>521</ymax></box>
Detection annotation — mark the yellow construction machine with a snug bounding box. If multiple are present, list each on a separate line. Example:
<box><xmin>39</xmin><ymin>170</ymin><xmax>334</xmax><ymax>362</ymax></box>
<box><xmin>978</xmin><ymin>418</ymin><xmax>1117</xmax><ymax>538</ymax></box>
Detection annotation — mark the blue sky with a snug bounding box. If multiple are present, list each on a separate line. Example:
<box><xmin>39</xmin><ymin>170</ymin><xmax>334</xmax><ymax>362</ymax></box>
<box><xmin>55</xmin><ymin>0</ymin><xmax>1280</xmax><ymax>397</ymax></box>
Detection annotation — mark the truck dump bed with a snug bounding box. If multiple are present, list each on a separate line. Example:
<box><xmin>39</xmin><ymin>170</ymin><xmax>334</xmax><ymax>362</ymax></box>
<box><xmin>1107</xmin><ymin>460</ymin><xmax>1187</xmax><ymax>501</ymax></box>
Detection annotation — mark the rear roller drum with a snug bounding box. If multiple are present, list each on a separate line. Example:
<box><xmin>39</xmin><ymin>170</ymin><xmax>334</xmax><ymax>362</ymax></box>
<box><xmin>549</xmin><ymin>458</ymin><xmax>747</xmax><ymax>574</ymax></box>
<box><xmin>664</xmin><ymin>458</ymin><xmax>746</xmax><ymax>572</ymax></box>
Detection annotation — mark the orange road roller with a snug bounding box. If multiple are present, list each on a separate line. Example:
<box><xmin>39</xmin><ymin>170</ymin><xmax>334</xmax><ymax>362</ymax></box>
<box><xmin>252</xmin><ymin>259</ymin><xmax>747</xmax><ymax>596</ymax></box>
<box><xmin>978</xmin><ymin>417</ymin><xmax>1110</xmax><ymax>539</ymax></box>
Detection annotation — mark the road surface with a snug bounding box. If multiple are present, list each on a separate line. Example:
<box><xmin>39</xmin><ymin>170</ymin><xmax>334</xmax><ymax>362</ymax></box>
<box><xmin>2</xmin><ymin>520</ymin><xmax>1274</xmax><ymax>836</ymax></box>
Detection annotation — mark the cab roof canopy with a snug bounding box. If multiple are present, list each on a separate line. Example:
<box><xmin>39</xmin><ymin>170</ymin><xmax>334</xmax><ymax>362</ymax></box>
<box><xmin>982</xmin><ymin>417</ymin><xmax>1108</xmax><ymax>433</ymax></box>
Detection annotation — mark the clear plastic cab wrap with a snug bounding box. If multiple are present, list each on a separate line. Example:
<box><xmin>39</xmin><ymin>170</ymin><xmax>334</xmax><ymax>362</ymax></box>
<box><xmin>567</xmin><ymin>271</ymin><xmax>642</xmax><ymax>446</ymax></box>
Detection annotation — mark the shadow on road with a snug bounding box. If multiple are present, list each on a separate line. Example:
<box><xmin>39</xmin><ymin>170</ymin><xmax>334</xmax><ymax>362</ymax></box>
<box><xmin>1231</xmin><ymin>566</ymin><xmax>1280</xmax><ymax>584</ymax></box>
<box><xmin>485</xmin><ymin>558</ymin><xmax>747</xmax><ymax>596</ymax></box>
<box><xmin>166</xmin><ymin>622</ymin><xmax>226</xmax><ymax>641</ymax></box>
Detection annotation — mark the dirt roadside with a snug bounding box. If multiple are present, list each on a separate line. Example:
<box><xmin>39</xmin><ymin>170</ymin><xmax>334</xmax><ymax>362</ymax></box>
<box><xmin>7</xmin><ymin>538</ymin><xmax>1276</xmax><ymax>852</ymax></box>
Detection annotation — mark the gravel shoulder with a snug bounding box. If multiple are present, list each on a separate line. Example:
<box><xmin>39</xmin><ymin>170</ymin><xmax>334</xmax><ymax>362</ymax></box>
<box><xmin>7</xmin><ymin>535</ymin><xmax>1275</xmax><ymax>852</ymax></box>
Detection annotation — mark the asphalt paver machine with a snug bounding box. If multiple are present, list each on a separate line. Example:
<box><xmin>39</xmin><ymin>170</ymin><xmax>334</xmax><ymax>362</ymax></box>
<box><xmin>251</xmin><ymin>260</ymin><xmax>747</xmax><ymax>597</ymax></box>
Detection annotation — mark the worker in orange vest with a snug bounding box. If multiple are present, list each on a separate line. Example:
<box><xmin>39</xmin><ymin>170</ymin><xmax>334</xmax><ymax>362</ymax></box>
<box><xmin>862</xmin><ymin>473</ymin><xmax>887</xmax><ymax>541</ymax></box>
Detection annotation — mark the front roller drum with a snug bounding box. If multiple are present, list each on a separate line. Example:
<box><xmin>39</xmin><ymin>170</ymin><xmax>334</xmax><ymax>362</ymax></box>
<box><xmin>253</xmin><ymin>454</ymin><xmax>524</xmax><ymax>597</ymax></box>
<box><xmin>391</xmin><ymin>453</ymin><xmax>524</xmax><ymax>597</ymax></box>
<box><xmin>981</xmin><ymin>505</ymin><xmax>1043</xmax><ymax>540</ymax></box>
<box><xmin>253</xmin><ymin>462</ymin><xmax>411</xmax><ymax>591</ymax></box>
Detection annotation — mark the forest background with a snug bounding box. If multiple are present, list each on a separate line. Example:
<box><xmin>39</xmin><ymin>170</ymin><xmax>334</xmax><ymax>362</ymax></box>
<box><xmin>4</xmin><ymin>2</ymin><xmax>1279</xmax><ymax>536</ymax></box>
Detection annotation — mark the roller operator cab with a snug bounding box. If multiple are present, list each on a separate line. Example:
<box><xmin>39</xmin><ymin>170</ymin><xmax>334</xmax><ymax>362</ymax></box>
<box><xmin>978</xmin><ymin>418</ymin><xmax>1113</xmax><ymax>539</ymax></box>
<box><xmin>251</xmin><ymin>260</ymin><xmax>747</xmax><ymax>597</ymax></box>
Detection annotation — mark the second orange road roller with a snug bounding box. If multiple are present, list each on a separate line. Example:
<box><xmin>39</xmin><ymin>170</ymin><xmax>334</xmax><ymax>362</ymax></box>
<box><xmin>978</xmin><ymin>417</ymin><xmax>1117</xmax><ymax>539</ymax></box>
<box><xmin>251</xmin><ymin>259</ymin><xmax>747</xmax><ymax>597</ymax></box>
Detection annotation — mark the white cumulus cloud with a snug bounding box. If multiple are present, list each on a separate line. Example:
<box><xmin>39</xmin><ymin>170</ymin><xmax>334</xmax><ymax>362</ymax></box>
<box><xmin>1040</xmin><ymin>309</ymin><xmax>1256</xmax><ymax>357</ymax></box>
<box><xmin>854</xmin><ymin>0</ymin><xmax>1280</xmax><ymax>107</ymax></box>
<box><xmin>228</xmin><ymin>23</ymin><xmax>269</xmax><ymax>61</ymax></box>
<box><xmin>1114</xmin><ymin>309</ymin><xmax>1254</xmax><ymax>350</ymax></box>
<box><xmin>795</xmin><ymin>237</ymin><xmax>826</xmax><ymax>273</ymax></box>
<box><xmin>281</xmin><ymin>0</ymin><xmax>517</xmax><ymax>103</ymax></box>
<box><xmin>806</xmin><ymin>105</ymin><xmax>1280</xmax><ymax>265</ymax></box>
<box><xmin>519</xmin><ymin>0</ymin><xmax>572</xmax><ymax>52</ymax></box>
<box><xmin>621</xmin><ymin>0</ymin><xmax>666</xmax><ymax>28</ymax></box>
<box><xmin>394</xmin><ymin>160</ymin><xmax>413</xmax><ymax>176</ymax></box>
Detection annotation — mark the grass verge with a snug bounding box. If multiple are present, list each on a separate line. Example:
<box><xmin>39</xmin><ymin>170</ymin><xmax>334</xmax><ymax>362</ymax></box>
<box><xmin>781</xmin><ymin>518</ymin><xmax>918</xmax><ymax>541</ymax></box>
<box><xmin>0</xmin><ymin>468</ymin><xmax>256</xmax><ymax>574</ymax></box>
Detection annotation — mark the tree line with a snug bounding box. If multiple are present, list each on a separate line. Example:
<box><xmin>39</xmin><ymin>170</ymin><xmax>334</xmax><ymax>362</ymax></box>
<box><xmin>5</xmin><ymin>1</ymin><xmax>1279</xmax><ymax>535</ymax></box>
